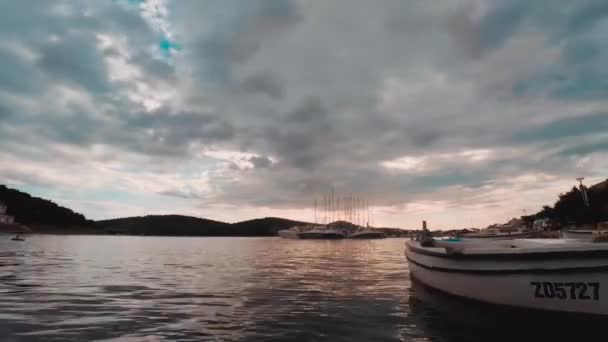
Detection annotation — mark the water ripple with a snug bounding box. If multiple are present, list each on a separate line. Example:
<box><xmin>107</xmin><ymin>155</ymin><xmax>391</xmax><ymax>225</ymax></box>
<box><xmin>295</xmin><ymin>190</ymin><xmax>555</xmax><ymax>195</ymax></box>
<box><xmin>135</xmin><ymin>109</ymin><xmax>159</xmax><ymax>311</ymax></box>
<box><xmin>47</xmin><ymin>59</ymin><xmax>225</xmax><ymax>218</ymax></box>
<box><xmin>0</xmin><ymin>236</ymin><xmax>415</xmax><ymax>341</ymax></box>
<box><xmin>1</xmin><ymin>236</ymin><xmax>599</xmax><ymax>341</ymax></box>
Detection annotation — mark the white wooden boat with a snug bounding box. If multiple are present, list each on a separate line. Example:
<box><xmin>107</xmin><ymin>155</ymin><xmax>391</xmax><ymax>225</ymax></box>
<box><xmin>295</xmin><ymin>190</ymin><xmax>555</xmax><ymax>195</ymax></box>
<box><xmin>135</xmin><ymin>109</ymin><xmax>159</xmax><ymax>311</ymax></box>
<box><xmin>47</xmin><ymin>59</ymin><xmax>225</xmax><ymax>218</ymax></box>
<box><xmin>277</xmin><ymin>227</ymin><xmax>302</xmax><ymax>239</ymax></box>
<box><xmin>406</xmin><ymin>238</ymin><xmax>608</xmax><ymax>316</ymax></box>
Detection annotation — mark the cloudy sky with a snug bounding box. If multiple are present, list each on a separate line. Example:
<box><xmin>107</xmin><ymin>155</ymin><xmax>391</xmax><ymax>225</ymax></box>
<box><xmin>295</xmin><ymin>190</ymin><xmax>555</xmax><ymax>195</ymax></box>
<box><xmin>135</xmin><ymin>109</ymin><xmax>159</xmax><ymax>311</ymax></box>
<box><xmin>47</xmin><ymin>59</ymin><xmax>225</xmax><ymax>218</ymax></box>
<box><xmin>1</xmin><ymin>0</ymin><xmax>607</xmax><ymax>229</ymax></box>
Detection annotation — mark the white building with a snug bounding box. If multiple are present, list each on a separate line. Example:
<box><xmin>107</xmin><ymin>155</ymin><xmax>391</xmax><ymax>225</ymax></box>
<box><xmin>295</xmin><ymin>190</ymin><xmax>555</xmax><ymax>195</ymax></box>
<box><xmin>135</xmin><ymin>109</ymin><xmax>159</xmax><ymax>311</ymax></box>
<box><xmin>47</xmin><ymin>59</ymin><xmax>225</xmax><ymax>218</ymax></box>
<box><xmin>0</xmin><ymin>202</ymin><xmax>15</xmax><ymax>224</ymax></box>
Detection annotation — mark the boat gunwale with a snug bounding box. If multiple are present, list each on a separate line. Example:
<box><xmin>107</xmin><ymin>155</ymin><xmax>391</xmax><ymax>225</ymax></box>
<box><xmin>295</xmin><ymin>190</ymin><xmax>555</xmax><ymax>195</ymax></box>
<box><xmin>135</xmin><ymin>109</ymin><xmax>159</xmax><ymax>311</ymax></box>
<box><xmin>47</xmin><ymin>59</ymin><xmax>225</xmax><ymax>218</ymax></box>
<box><xmin>406</xmin><ymin>255</ymin><xmax>608</xmax><ymax>274</ymax></box>
<box><xmin>459</xmin><ymin>232</ymin><xmax>535</xmax><ymax>239</ymax></box>
<box><xmin>406</xmin><ymin>240</ymin><xmax>608</xmax><ymax>260</ymax></box>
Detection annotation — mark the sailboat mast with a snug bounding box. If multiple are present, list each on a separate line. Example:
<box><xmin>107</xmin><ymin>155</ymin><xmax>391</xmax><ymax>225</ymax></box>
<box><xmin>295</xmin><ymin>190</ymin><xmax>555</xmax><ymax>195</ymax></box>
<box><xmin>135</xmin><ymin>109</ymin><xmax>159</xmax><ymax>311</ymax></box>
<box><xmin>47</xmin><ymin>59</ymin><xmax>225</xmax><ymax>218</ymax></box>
<box><xmin>367</xmin><ymin>200</ymin><xmax>370</xmax><ymax>227</ymax></box>
<box><xmin>341</xmin><ymin>196</ymin><xmax>344</xmax><ymax>222</ymax></box>
<box><xmin>363</xmin><ymin>199</ymin><xmax>365</xmax><ymax>227</ymax></box>
<box><xmin>328</xmin><ymin>191</ymin><xmax>331</xmax><ymax>224</ymax></box>
<box><xmin>348</xmin><ymin>196</ymin><xmax>351</xmax><ymax>223</ymax></box>
<box><xmin>360</xmin><ymin>198</ymin><xmax>362</xmax><ymax>227</ymax></box>
<box><xmin>351</xmin><ymin>196</ymin><xmax>353</xmax><ymax>224</ymax></box>
<box><xmin>365</xmin><ymin>200</ymin><xmax>368</xmax><ymax>226</ymax></box>
<box><xmin>323</xmin><ymin>193</ymin><xmax>327</xmax><ymax>225</ymax></box>
<box><xmin>347</xmin><ymin>196</ymin><xmax>350</xmax><ymax>223</ymax></box>
<box><xmin>331</xmin><ymin>188</ymin><xmax>335</xmax><ymax>223</ymax></box>
<box><xmin>337</xmin><ymin>196</ymin><xmax>341</xmax><ymax>221</ymax></box>
<box><xmin>343</xmin><ymin>196</ymin><xmax>345</xmax><ymax>222</ymax></box>
<box><xmin>359</xmin><ymin>198</ymin><xmax>362</xmax><ymax>227</ymax></box>
<box><xmin>314</xmin><ymin>198</ymin><xmax>317</xmax><ymax>226</ymax></box>
<box><xmin>351</xmin><ymin>195</ymin><xmax>354</xmax><ymax>224</ymax></box>
<box><xmin>353</xmin><ymin>197</ymin><xmax>356</xmax><ymax>226</ymax></box>
<box><xmin>356</xmin><ymin>197</ymin><xmax>359</xmax><ymax>226</ymax></box>
<box><xmin>364</xmin><ymin>200</ymin><xmax>366</xmax><ymax>227</ymax></box>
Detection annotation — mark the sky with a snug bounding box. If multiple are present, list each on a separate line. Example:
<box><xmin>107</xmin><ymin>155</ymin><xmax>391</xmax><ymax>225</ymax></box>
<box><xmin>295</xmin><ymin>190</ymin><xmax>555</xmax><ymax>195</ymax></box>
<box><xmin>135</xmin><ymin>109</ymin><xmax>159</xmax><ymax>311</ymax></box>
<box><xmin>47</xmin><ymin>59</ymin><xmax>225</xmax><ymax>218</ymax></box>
<box><xmin>0</xmin><ymin>0</ymin><xmax>607</xmax><ymax>229</ymax></box>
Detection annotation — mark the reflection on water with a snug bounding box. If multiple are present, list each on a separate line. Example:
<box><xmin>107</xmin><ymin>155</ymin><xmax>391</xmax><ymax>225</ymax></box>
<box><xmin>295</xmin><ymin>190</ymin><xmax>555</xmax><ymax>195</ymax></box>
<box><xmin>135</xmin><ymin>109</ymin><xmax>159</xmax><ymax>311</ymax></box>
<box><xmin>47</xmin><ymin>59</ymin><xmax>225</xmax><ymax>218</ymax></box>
<box><xmin>0</xmin><ymin>235</ymin><xmax>604</xmax><ymax>341</ymax></box>
<box><xmin>409</xmin><ymin>275</ymin><xmax>608</xmax><ymax>342</ymax></box>
<box><xmin>0</xmin><ymin>236</ymin><xmax>415</xmax><ymax>341</ymax></box>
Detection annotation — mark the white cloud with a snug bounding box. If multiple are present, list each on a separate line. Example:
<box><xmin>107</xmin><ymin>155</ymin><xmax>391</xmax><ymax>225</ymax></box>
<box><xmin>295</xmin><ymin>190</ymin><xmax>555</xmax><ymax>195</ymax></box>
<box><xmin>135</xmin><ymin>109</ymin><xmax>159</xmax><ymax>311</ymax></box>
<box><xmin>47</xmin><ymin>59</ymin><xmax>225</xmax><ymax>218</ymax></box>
<box><xmin>139</xmin><ymin>0</ymin><xmax>172</xmax><ymax>37</ymax></box>
<box><xmin>382</xmin><ymin>149</ymin><xmax>495</xmax><ymax>173</ymax></box>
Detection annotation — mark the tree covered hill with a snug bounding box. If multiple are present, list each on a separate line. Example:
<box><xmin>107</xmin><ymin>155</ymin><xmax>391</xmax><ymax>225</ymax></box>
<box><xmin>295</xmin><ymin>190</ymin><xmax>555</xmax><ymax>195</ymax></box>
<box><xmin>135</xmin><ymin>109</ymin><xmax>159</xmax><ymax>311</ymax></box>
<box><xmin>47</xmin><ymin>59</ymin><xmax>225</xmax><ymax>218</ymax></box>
<box><xmin>0</xmin><ymin>185</ymin><xmax>94</xmax><ymax>229</ymax></box>
<box><xmin>228</xmin><ymin>217</ymin><xmax>308</xmax><ymax>236</ymax></box>
<box><xmin>96</xmin><ymin>215</ymin><xmax>230</xmax><ymax>236</ymax></box>
<box><xmin>531</xmin><ymin>178</ymin><xmax>608</xmax><ymax>226</ymax></box>
<box><xmin>96</xmin><ymin>215</ymin><xmax>308</xmax><ymax>236</ymax></box>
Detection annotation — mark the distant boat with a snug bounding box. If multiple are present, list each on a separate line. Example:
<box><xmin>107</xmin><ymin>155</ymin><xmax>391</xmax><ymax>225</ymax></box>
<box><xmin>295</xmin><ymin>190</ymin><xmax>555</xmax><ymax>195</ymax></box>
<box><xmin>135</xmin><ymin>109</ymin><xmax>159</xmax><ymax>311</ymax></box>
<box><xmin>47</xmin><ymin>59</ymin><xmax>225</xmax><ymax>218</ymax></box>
<box><xmin>297</xmin><ymin>227</ymin><xmax>346</xmax><ymax>239</ymax></box>
<box><xmin>278</xmin><ymin>193</ymin><xmax>378</xmax><ymax>240</ymax></box>
<box><xmin>277</xmin><ymin>225</ymin><xmax>347</xmax><ymax>239</ymax></box>
<box><xmin>347</xmin><ymin>227</ymin><xmax>385</xmax><ymax>239</ymax></box>
<box><xmin>0</xmin><ymin>202</ymin><xmax>31</xmax><ymax>237</ymax></box>
<box><xmin>278</xmin><ymin>225</ymin><xmax>306</xmax><ymax>239</ymax></box>
<box><xmin>11</xmin><ymin>235</ymin><xmax>24</xmax><ymax>241</ymax></box>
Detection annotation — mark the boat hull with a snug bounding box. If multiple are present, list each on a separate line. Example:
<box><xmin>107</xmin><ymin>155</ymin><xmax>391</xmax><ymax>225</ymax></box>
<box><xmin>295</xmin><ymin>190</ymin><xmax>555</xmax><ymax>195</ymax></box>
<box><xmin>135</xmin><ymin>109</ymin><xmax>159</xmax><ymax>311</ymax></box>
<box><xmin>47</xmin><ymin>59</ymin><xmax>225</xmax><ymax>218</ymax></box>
<box><xmin>297</xmin><ymin>231</ymin><xmax>345</xmax><ymax>239</ymax></box>
<box><xmin>406</xmin><ymin>240</ymin><xmax>608</xmax><ymax>316</ymax></box>
<box><xmin>564</xmin><ymin>230</ymin><xmax>608</xmax><ymax>240</ymax></box>
<box><xmin>347</xmin><ymin>231</ymin><xmax>386</xmax><ymax>239</ymax></box>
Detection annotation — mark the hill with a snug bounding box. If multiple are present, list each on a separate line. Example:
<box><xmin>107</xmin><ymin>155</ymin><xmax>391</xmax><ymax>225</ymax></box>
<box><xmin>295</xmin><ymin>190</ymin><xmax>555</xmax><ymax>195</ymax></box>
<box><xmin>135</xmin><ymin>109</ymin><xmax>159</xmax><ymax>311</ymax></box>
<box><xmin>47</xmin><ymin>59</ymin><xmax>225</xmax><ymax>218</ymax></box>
<box><xmin>96</xmin><ymin>215</ymin><xmax>308</xmax><ymax>236</ymax></box>
<box><xmin>229</xmin><ymin>217</ymin><xmax>308</xmax><ymax>236</ymax></box>
<box><xmin>0</xmin><ymin>185</ymin><xmax>99</xmax><ymax>233</ymax></box>
<box><xmin>96</xmin><ymin>215</ymin><xmax>230</xmax><ymax>236</ymax></box>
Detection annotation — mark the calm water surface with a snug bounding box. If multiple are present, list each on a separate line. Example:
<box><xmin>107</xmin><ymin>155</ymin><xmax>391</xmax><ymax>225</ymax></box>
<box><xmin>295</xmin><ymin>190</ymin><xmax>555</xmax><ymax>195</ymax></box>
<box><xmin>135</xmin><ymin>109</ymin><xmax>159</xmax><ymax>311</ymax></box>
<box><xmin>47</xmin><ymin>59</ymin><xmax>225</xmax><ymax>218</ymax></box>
<box><xmin>0</xmin><ymin>236</ymin><xmax>604</xmax><ymax>341</ymax></box>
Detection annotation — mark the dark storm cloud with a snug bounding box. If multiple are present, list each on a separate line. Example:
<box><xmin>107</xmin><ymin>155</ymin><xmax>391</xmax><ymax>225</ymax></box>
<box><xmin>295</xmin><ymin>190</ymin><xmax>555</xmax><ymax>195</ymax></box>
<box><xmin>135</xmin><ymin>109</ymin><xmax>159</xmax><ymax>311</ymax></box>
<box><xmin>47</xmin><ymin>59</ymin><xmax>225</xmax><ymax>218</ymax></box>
<box><xmin>480</xmin><ymin>0</ymin><xmax>608</xmax><ymax>101</ymax></box>
<box><xmin>0</xmin><ymin>1</ymin><xmax>186</xmax><ymax>156</ymax></box>
<box><xmin>559</xmin><ymin>142</ymin><xmax>608</xmax><ymax>157</ymax></box>
<box><xmin>38</xmin><ymin>36</ymin><xmax>110</xmax><ymax>93</ymax></box>
<box><xmin>127</xmin><ymin>111</ymin><xmax>234</xmax><ymax>144</ymax></box>
<box><xmin>239</xmin><ymin>72</ymin><xmax>283</xmax><ymax>100</ymax></box>
<box><xmin>0</xmin><ymin>0</ymin><xmax>163</xmax><ymax>94</ymax></box>
<box><xmin>407</xmin><ymin>130</ymin><xmax>441</xmax><ymax>148</ymax></box>
<box><xmin>136</xmin><ymin>54</ymin><xmax>175</xmax><ymax>81</ymax></box>
<box><xmin>177</xmin><ymin>0</ymin><xmax>608</xmax><ymax>208</ymax></box>
<box><xmin>514</xmin><ymin>112</ymin><xmax>608</xmax><ymax>142</ymax></box>
<box><xmin>249</xmin><ymin>155</ymin><xmax>272</xmax><ymax>168</ymax></box>
<box><xmin>285</xmin><ymin>97</ymin><xmax>327</xmax><ymax>123</ymax></box>
<box><xmin>265</xmin><ymin>97</ymin><xmax>336</xmax><ymax>169</ymax></box>
<box><xmin>0</xmin><ymin>50</ymin><xmax>43</xmax><ymax>94</ymax></box>
<box><xmin>1</xmin><ymin>0</ymin><xmax>608</xmax><ymax>221</ymax></box>
<box><xmin>173</xmin><ymin>0</ymin><xmax>300</xmax><ymax>89</ymax></box>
